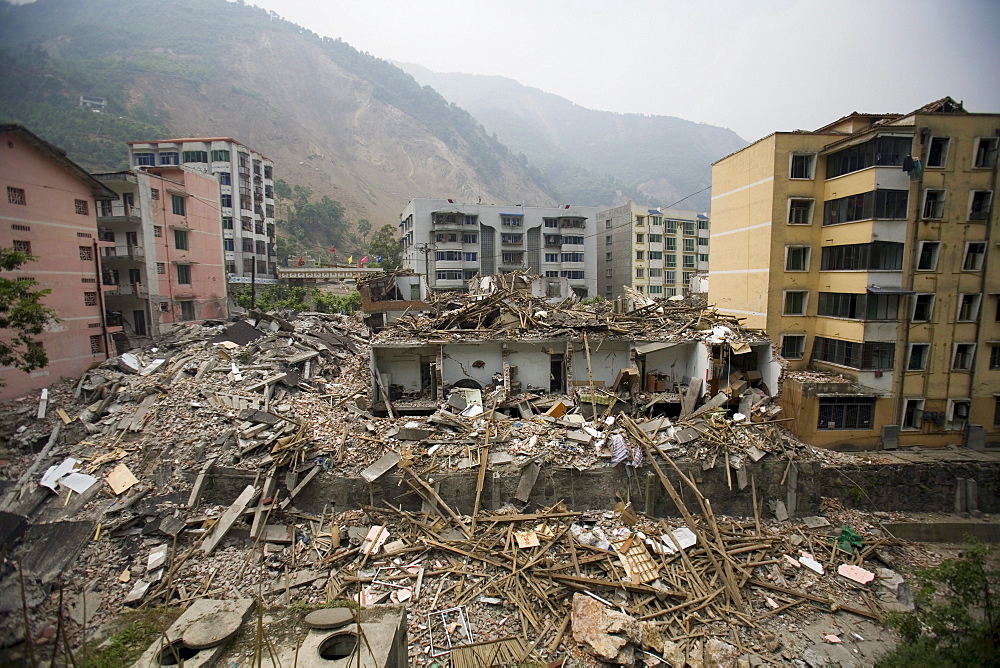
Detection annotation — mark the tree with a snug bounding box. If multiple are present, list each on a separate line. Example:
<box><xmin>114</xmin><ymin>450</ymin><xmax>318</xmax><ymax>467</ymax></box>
<box><xmin>0</xmin><ymin>248</ymin><xmax>57</xmax><ymax>385</ymax></box>
<box><xmin>877</xmin><ymin>539</ymin><xmax>1000</xmax><ymax>666</ymax></box>
<box><xmin>357</xmin><ymin>219</ymin><xmax>371</xmax><ymax>240</ymax></box>
<box><xmin>368</xmin><ymin>224</ymin><xmax>402</xmax><ymax>270</ymax></box>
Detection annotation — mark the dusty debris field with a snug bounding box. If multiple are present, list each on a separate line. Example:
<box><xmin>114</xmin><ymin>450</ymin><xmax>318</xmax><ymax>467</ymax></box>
<box><xmin>0</xmin><ymin>302</ymin><xmax>936</xmax><ymax>666</ymax></box>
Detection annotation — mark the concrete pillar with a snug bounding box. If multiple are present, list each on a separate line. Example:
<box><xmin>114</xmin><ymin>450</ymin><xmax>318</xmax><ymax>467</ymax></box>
<box><xmin>954</xmin><ymin>477</ymin><xmax>967</xmax><ymax>514</ymax></box>
<box><xmin>967</xmin><ymin>478</ymin><xmax>980</xmax><ymax>514</ymax></box>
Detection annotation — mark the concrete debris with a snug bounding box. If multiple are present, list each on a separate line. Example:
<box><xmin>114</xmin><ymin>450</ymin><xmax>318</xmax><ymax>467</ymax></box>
<box><xmin>0</xmin><ymin>300</ymin><xmax>962</xmax><ymax>665</ymax></box>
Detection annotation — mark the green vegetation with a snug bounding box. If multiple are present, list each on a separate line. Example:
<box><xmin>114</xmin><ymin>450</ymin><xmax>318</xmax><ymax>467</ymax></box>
<box><xmin>80</xmin><ymin>607</ymin><xmax>181</xmax><ymax>667</ymax></box>
<box><xmin>366</xmin><ymin>224</ymin><xmax>402</xmax><ymax>271</ymax></box>
<box><xmin>231</xmin><ymin>284</ymin><xmax>360</xmax><ymax>315</ymax></box>
<box><xmin>877</xmin><ymin>539</ymin><xmax>1000</xmax><ymax>667</ymax></box>
<box><xmin>0</xmin><ymin>248</ymin><xmax>57</xmax><ymax>386</ymax></box>
<box><xmin>274</xmin><ymin>179</ymin><xmax>350</xmax><ymax>261</ymax></box>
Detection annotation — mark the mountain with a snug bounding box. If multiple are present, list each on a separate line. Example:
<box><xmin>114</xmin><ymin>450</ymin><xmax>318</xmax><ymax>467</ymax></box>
<box><xmin>0</xmin><ymin>0</ymin><xmax>558</xmax><ymax>255</ymax></box>
<box><xmin>400</xmin><ymin>63</ymin><xmax>748</xmax><ymax>211</ymax></box>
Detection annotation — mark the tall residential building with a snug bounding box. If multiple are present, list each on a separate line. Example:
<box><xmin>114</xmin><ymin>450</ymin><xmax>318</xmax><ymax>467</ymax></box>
<box><xmin>399</xmin><ymin>199</ymin><xmax>597</xmax><ymax>297</ymax></box>
<box><xmin>596</xmin><ymin>201</ymin><xmax>709</xmax><ymax>300</ymax></box>
<box><xmin>710</xmin><ymin>97</ymin><xmax>999</xmax><ymax>448</ymax></box>
<box><xmin>93</xmin><ymin>166</ymin><xmax>228</xmax><ymax>350</ymax></box>
<box><xmin>126</xmin><ymin>138</ymin><xmax>276</xmax><ymax>280</ymax></box>
<box><xmin>0</xmin><ymin>125</ymin><xmax>118</xmax><ymax>400</ymax></box>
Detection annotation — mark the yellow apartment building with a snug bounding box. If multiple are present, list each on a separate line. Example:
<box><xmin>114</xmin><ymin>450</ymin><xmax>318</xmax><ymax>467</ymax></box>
<box><xmin>710</xmin><ymin>98</ymin><xmax>999</xmax><ymax>448</ymax></box>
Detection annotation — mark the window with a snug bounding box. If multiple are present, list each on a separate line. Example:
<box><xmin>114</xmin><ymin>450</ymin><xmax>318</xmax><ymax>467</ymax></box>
<box><xmin>785</xmin><ymin>246</ymin><xmax>810</xmax><ymax>271</ymax></box>
<box><xmin>698</xmin><ymin>220</ymin><xmax>709</xmax><ymax>230</ymax></box>
<box><xmin>179</xmin><ymin>300</ymin><xmax>195</xmax><ymax>321</ymax></box>
<box><xmin>12</xmin><ymin>240</ymin><xmax>30</xmax><ymax>253</ymax></box>
<box><xmin>973</xmin><ymin>137</ymin><xmax>998</xmax><ymax>169</ymax></box>
<box><xmin>636</xmin><ymin>268</ymin><xmax>644</xmax><ymax>278</ymax></box>
<box><xmin>605</xmin><ymin>252</ymin><xmax>612</xmax><ymax>262</ymax></box>
<box><xmin>636</xmin><ymin>234</ymin><xmax>644</xmax><ymax>243</ymax></box>
<box><xmin>463</xmin><ymin>252</ymin><xmax>477</xmax><ymax>262</ymax></box>
<box><xmin>902</xmin><ymin>398</ymin><xmax>924</xmax><ymax>430</ymax></box>
<box><xmin>783</xmin><ymin>290</ymin><xmax>807</xmax><ymax>315</ymax></box>
<box><xmin>699</xmin><ymin>254</ymin><xmax>709</xmax><ymax>262</ymax></box>
<box><xmin>89</xmin><ymin>335</ymin><xmax>102</xmax><ymax>355</ymax></box>
<box><xmin>7</xmin><ymin>186</ymin><xmax>27</xmax><ymax>205</ymax></box>
<box><xmin>683</xmin><ymin>222</ymin><xmax>696</xmax><ymax>236</ymax></box>
<box><xmin>781</xmin><ymin>334</ymin><xmax>806</xmax><ymax>359</ymax></box>
<box><xmin>947</xmin><ymin>399</ymin><xmax>971</xmax><ymax>431</ymax></box>
<box><xmin>501</xmin><ymin>215</ymin><xmax>522</xmax><ymax>227</ymax></box>
<box><xmin>683</xmin><ymin>238</ymin><xmax>695</xmax><ymax>253</ymax></box>
<box><xmin>818</xmin><ymin>397</ymin><xmax>874</xmax><ymax>430</ymax></box>
<box><xmin>825</xmin><ymin>136</ymin><xmax>911</xmax><ymax>178</ymax></box>
<box><xmin>222</xmin><ymin>217</ymin><xmax>233</xmax><ymax>230</ymax></box>
<box><xmin>263</xmin><ymin>165</ymin><xmax>272</xmax><ymax>179</ymax></box>
<box><xmin>156</xmin><ymin>262</ymin><xmax>165</xmax><ymax>274</ymax></box>
<box><xmin>544</xmin><ymin>253</ymin><xmax>558</xmax><ymax>262</ymax></box>
<box><xmin>563</xmin><ymin>236</ymin><xmax>584</xmax><ymax>245</ymax></box>
<box><xmin>73</xmin><ymin>199</ymin><xmax>89</xmax><ymax>215</ymax></box>
<box><xmin>218</xmin><ymin>172</ymin><xmax>232</xmax><ymax>186</ymax></box>
<box><xmin>84</xmin><ymin>291</ymin><xmax>97</xmax><ymax>306</ymax></box>
<box><xmin>151</xmin><ymin>225</ymin><xmax>161</xmax><ymax>238</ymax></box>
<box><xmin>963</xmin><ymin>242</ymin><xmax>986</xmax><ymax>271</ymax></box>
<box><xmin>543</xmin><ymin>218</ymin><xmax>558</xmax><ymax>228</ymax></box>
<box><xmin>648</xmin><ymin>251</ymin><xmax>663</xmax><ymax>260</ymax></box>
<box><xmin>560</xmin><ymin>253</ymin><xmax>584</xmax><ymax>262</ymax></box>
<box><xmin>922</xmin><ymin>190</ymin><xmax>945</xmax><ymax>219</ymax></box>
<box><xmin>636</xmin><ymin>216</ymin><xmax>645</xmax><ymax>227</ymax></box>
<box><xmin>182</xmin><ymin>150</ymin><xmax>208</xmax><ymax>163</ymax></box>
<box><xmin>605</xmin><ymin>219</ymin><xmax>612</xmax><ymax>229</ymax></box>
<box><xmin>996</xmin><ymin>398</ymin><xmax>1000</xmax><ymax>428</ymax></box>
<box><xmin>788</xmin><ymin>198</ymin><xmax>814</xmax><ymax>225</ymax></box>
<box><xmin>823</xmin><ymin>189</ymin><xmax>908</xmax><ymax>225</ymax></box>
<box><xmin>790</xmin><ymin>153</ymin><xmax>815</xmax><ymax>179</ymax></box>
<box><xmin>462</xmin><ymin>233</ymin><xmax>478</xmax><ymax>244</ymax></box>
<box><xmin>150</xmin><ymin>188</ymin><xmax>159</xmax><ymax>200</ymax></box>
<box><xmin>171</xmin><ymin>194</ymin><xmax>186</xmax><ymax>216</ymax></box>
<box><xmin>916</xmin><ymin>241</ymin><xmax>940</xmax><ymax>271</ymax></box>
<box><xmin>648</xmin><ymin>234</ymin><xmax>663</xmax><ymax>243</ymax></box>
<box><xmin>952</xmin><ymin>343</ymin><xmax>976</xmax><ymax>370</ymax></box>
<box><xmin>79</xmin><ymin>246</ymin><xmax>92</xmax><ymax>261</ymax></box>
<box><xmin>648</xmin><ymin>285</ymin><xmax>663</xmax><ymax>294</ymax></box>
<box><xmin>242</xmin><ymin>238</ymin><xmax>254</xmax><ymax>252</ymax></box>
<box><xmin>652</xmin><ymin>268</ymin><xmax>665</xmax><ymax>279</ymax></box>
<box><xmin>664</xmin><ymin>254</ymin><xmax>675</xmax><ymax>267</ymax></box>
<box><xmin>926</xmin><ymin>137</ymin><xmax>950</xmax><ymax>168</ymax></box>
<box><xmin>908</xmin><ymin>343</ymin><xmax>930</xmax><ymax>371</ymax></box>
<box><xmin>255</xmin><ymin>221</ymin><xmax>265</xmax><ymax>235</ymax></box>
<box><xmin>241</xmin><ymin>217</ymin><xmax>253</xmax><ymax>232</ymax></box>
<box><xmin>665</xmin><ymin>238</ymin><xmax>676</xmax><ymax>251</ymax></box>
<box><xmin>605</xmin><ymin>268</ymin><xmax>613</xmax><ymax>277</ymax></box>
<box><xmin>220</xmin><ymin>194</ymin><xmax>233</xmax><ymax>208</ymax></box>
<box><xmin>176</xmin><ymin>264</ymin><xmax>191</xmax><ymax>284</ymax></box>
<box><xmin>133</xmin><ymin>152</ymin><xmax>155</xmax><ymax>166</ymax></box>
<box><xmin>820</xmin><ymin>242</ymin><xmax>903</xmax><ymax>271</ymax></box>
<box><xmin>224</xmin><ymin>239</ymin><xmax>235</xmax><ymax>251</ymax></box>
<box><xmin>958</xmin><ymin>294</ymin><xmax>982</xmax><ymax>321</ymax></box>
<box><xmin>159</xmin><ymin>152</ymin><xmax>179</xmax><ymax>166</ymax></box>
<box><xmin>682</xmin><ymin>255</ymin><xmax>695</xmax><ymax>269</ymax></box>
<box><xmin>682</xmin><ymin>271</ymin><xmax>693</xmax><ymax>284</ymax></box>
<box><xmin>912</xmin><ymin>294</ymin><xmax>935</xmax><ymax>321</ymax></box>
<box><xmin>174</xmin><ymin>229</ymin><xmax>188</xmax><ymax>250</ymax></box>
<box><xmin>664</xmin><ymin>220</ymin><xmax>677</xmax><ymax>234</ymax></box>
<box><xmin>651</xmin><ymin>216</ymin><xmax>662</xmax><ymax>226</ymax></box>
<box><xmin>255</xmin><ymin>240</ymin><xmax>266</xmax><ymax>255</ymax></box>
<box><xmin>606</xmin><ymin>235</ymin><xmax>612</xmax><ymax>245</ymax></box>
<box><xmin>814</xmin><ymin>336</ymin><xmax>894</xmax><ymax>369</ymax></box>
<box><xmin>211</xmin><ymin>149</ymin><xmax>230</xmax><ymax>162</ymax></box>
<box><xmin>636</xmin><ymin>251</ymin><xmax>644</xmax><ymax>261</ymax></box>
<box><xmin>969</xmin><ymin>191</ymin><xmax>993</xmax><ymax>221</ymax></box>
<box><xmin>990</xmin><ymin>345</ymin><xmax>1000</xmax><ymax>370</ymax></box>
<box><xmin>11</xmin><ymin>224</ymin><xmax>30</xmax><ymax>231</ymax></box>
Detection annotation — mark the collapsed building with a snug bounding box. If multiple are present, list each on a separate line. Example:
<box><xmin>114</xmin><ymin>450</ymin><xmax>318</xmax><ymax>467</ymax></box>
<box><xmin>0</xmin><ymin>292</ymin><xmax>995</xmax><ymax>667</ymax></box>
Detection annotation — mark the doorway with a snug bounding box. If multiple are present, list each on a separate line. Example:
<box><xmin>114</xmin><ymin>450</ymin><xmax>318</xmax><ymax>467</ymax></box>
<box><xmin>133</xmin><ymin>310</ymin><xmax>147</xmax><ymax>336</ymax></box>
<box><xmin>549</xmin><ymin>354</ymin><xmax>565</xmax><ymax>393</ymax></box>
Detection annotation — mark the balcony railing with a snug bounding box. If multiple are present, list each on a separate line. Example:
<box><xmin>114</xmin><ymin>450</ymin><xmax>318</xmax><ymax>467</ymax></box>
<box><xmin>104</xmin><ymin>283</ymin><xmax>148</xmax><ymax>298</ymax></box>
<box><xmin>101</xmin><ymin>245</ymin><xmax>145</xmax><ymax>261</ymax></box>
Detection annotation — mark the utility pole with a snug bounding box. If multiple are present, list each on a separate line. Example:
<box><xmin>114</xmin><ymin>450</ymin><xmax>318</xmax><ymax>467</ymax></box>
<box><xmin>250</xmin><ymin>259</ymin><xmax>256</xmax><ymax>310</ymax></box>
<box><xmin>414</xmin><ymin>242</ymin><xmax>437</xmax><ymax>288</ymax></box>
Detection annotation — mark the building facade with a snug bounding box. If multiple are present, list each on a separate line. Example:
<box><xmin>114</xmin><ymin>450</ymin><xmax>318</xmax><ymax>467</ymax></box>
<box><xmin>596</xmin><ymin>201</ymin><xmax>709</xmax><ymax>300</ymax></box>
<box><xmin>0</xmin><ymin>125</ymin><xmax>118</xmax><ymax>400</ymax></box>
<box><xmin>93</xmin><ymin>166</ymin><xmax>228</xmax><ymax>350</ymax></box>
<box><xmin>709</xmin><ymin>98</ymin><xmax>1000</xmax><ymax>448</ymax></box>
<box><xmin>399</xmin><ymin>199</ymin><xmax>597</xmax><ymax>297</ymax></box>
<box><xmin>127</xmin><ymin>138</ymin><xmax>276</xmax><ymax>280</ymax></box>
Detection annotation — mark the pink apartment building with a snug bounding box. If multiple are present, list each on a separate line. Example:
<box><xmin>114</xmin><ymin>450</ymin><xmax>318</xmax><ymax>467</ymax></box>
<box><xmin>93</xmin><ymin>165</ymin><xmax>228</xmax><ymax>350</ymax></box>
<box><xmin>0</xmin><ymin>125</ymin><xmax>118</xmax><ymax>400</ymax></box>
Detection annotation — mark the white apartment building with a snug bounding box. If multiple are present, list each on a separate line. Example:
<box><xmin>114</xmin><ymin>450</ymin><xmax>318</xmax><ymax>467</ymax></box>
<box><xmin>399</xmin><ymin>199</ymin><xmax>598</xmax><ymax>297</ymax></box>
<box><xmin>127</xmin><ymin>137</ymin><xmax>276</xmax><ymax>280</ymax></box>
<box><xmin>596</xmin><ymin>201</ymin><xmax>709</xmax><ymax>300</ymax></box>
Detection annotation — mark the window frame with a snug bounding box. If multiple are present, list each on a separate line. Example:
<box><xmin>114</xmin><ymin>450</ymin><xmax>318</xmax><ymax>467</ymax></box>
<box><xmin>171</xmin><ymin>194</ymin><xmax>186</xmax><ymax>216</ymax></box>
<box><xmin>783</xmin><ymin>290</ymin><xmax>808</xmax><ymax>316</ymax></box>
<box><xmin>907</xmin><ymin>343</ymin><xmax>930</xmax><ymax>371</ymax></box>
<box><xmin>952</xmin><ymin>343</ymin><xmax>976</xmax><ymax>371</ymax></box>
<box><xmin>968</xmin><ymin>190</ymin><xmax>993</xmax><ymax>221</ymax></box>
<box><xmin>176</xmin><ymin>264</ymin><xmax>192</xmax><ymax>285</ymax></box>
<box><xmin>962</xmin><ymin>242</ymin><xmax>987</xmax><ymax>272</ymax></box>
<box><xmin>926</xmin><ymin>136</ymin><xmax>950</xmax><ymax>168</ymax></box>
<box><xmin>973</xmin><ymin>137</ymin><xmax>999</xmax><ymax>169</ymax></box>
<box><xmin>785</xmin><ymin>245</ymin><xmax>811</xmax><ymax>272</ymax></box>
<box><xmin>789</xmin><ymin>153</ymin><xmax>816</xmax><ymax>180</ymax></box>
<box><xmin>911</xmin><ymin>293</ymin><xmax>935</xmax><ymax>322</ymax></box>
<box><xmin>990</xmin><ymin>345</ymin><xmax>1000</xmax><ymax>370</ymax></box>
<box><xmin>173</xmin><ymin>229</ymin><xmax>189</xmax><ymax>251</ymax></box>
<box><xmin>915</xmin><ymin>241</ymin><xmax>941</xmax><ymax>271</ymax></box>
<box><xmin>902</xmin><ymin>398</ymin><xmax>925</xmax><ymax>430</ymax></box>
<box><xmin>946</xmin><ymin>398</ymin><xmax>972</xmax><ymax>431</ymax></box>
<box><xmin>957</xmin><ymin>293</ymin><xmax>982</xmax><ymax>322</ymax></box>
<box><xmin>817</xmin><ymin>396</ymin><xmax>875</xmax><ymax>431</ymax></box>
<box><xmin>921</xmin><ymin>189</ymin><xmax>946</xmax><ymax>220</ymax></box>
<box><xmin>787</xmin><ymin>198</ymin><xmax>815</xmax><ymax>225</ymax></box>
<box><xmin>780</xmin><ymin>334</ymin><xmax>806</xmax><ymax>360</ymax></box>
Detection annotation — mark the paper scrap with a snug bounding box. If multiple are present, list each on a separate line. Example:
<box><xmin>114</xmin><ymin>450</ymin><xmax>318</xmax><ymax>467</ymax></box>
<box><xmin>40</xmin><ymin>458</ymin><xmax>81</xmax><ymax>491</ymax></box>
<box><xmin>60</xmin><ymin>471</ymin><xmax>99</xmax><ymax>494</ymax></box>
<box><xmin>514</xmin><ymin>529</ymin><xmax>541</xmax><ymax>549</ymax></box>
<box><xmin>106</xmin><ymin>463</ymin><xmax>139</xmax><ymax>495</ymax></box>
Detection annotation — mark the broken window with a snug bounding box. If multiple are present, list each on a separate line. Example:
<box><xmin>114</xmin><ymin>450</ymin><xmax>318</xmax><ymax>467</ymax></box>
<box><xmin>947</xmin><ymin>399</ymin><xmax>971</xmax><ymax>430</ymax></box>
<box><xmin>952</xmin><ymin>343</ymin><xmax>976</xmax><ymax>370</ymax></box>
<box><xmin>912</xmin><ymin>294</ymin><xmax>934</xmax><ymax>322</ymax></box>
<box><xmin>963</xmin><ymin>242</ymin><xmax>986</xmax><ymax>271</ymax></box>
<box><xmin>973</xmin><ymin>137</ymin><xmax>998</xmax><ymax>169</ymax></box>
<box><xmin>902</xmin><ymin>398</ymin><xmax>924</xmax><ymax>430</ymax></box>
<box><xmin>780</xmin><ymin>334</ymin><xmax>805</xmax><ymax>359</ymax></box>
<box><xmin>922</xmin><ymin>190</ymin><xmax>945</xmax><ymax>219</ymax></box>
<box><xmin>908</xmin><ymin>343</ymin><xmax>929</xmax><ymax>371</ymax></box>
<box><xmin>969</xmin><ymin>191</ymin><xmax>992</xmax><ymax>221</ymax></box>
<box><xmin>957</xmin><ymin>294</ymin><xmax>981</xmax><ymax>322</ymax></box>
<box><xmin>915</xmin><ymin>241</ymin><xmax>940</xmax><ymax>271</ymax></box>
<box><xmin>817</xmin><ymin>396</ymin><xmax>874</xmax><ymax>430</ymax></box>
<box><xmin>926</xmin><ymin>137</ymin><xmax>950</xmax><ymax>168</ymax></box>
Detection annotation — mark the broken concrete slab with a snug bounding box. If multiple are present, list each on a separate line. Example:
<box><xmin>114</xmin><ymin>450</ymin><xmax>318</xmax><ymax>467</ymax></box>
<box><xmin>361</xmin><ymin>451</ymin><xmax>401</xmax><ymax>483</ymax></box>
<box><xmin>19</xmin><ymin>520</ymin><xmax>95</xmax><ymax>584</ymax></box>
<box><xmin>202</xmin><ymin>485</ymin><xmax>257</xmax><ymax>554</ymax></box>
<box><xmin>513</xmin><ymin>462</ymin><xmax>541</xmax><ymax>505</ymax></box>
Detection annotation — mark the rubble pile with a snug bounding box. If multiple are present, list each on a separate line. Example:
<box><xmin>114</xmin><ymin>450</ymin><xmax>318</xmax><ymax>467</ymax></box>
<box><xmin>0</xmin><ymin>296</ymin><xmax>937</xmax><ymax>665</ymax></box>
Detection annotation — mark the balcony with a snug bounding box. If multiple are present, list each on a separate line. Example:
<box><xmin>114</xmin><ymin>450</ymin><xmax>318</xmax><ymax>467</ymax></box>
<box><xmin>97</xmin><ymin>202</ymin><xmax>141</xmax><ymax>226</ymax></box>
<box><xmin>104</xmin><ymin>283</ymin><xmax>148</xmax><ymax>298</ymax></box>
<box><xmin>101</xmin><ymin>245</ymin><xmax>145</xmax><ymax>262</ymax></box>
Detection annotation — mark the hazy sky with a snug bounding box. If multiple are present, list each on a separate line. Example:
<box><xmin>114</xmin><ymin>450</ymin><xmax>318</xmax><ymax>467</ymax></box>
<box><xmin>249</xmin><ymin>0</ymin><xmax>1000</xmax><ymax>141</ymax></box>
